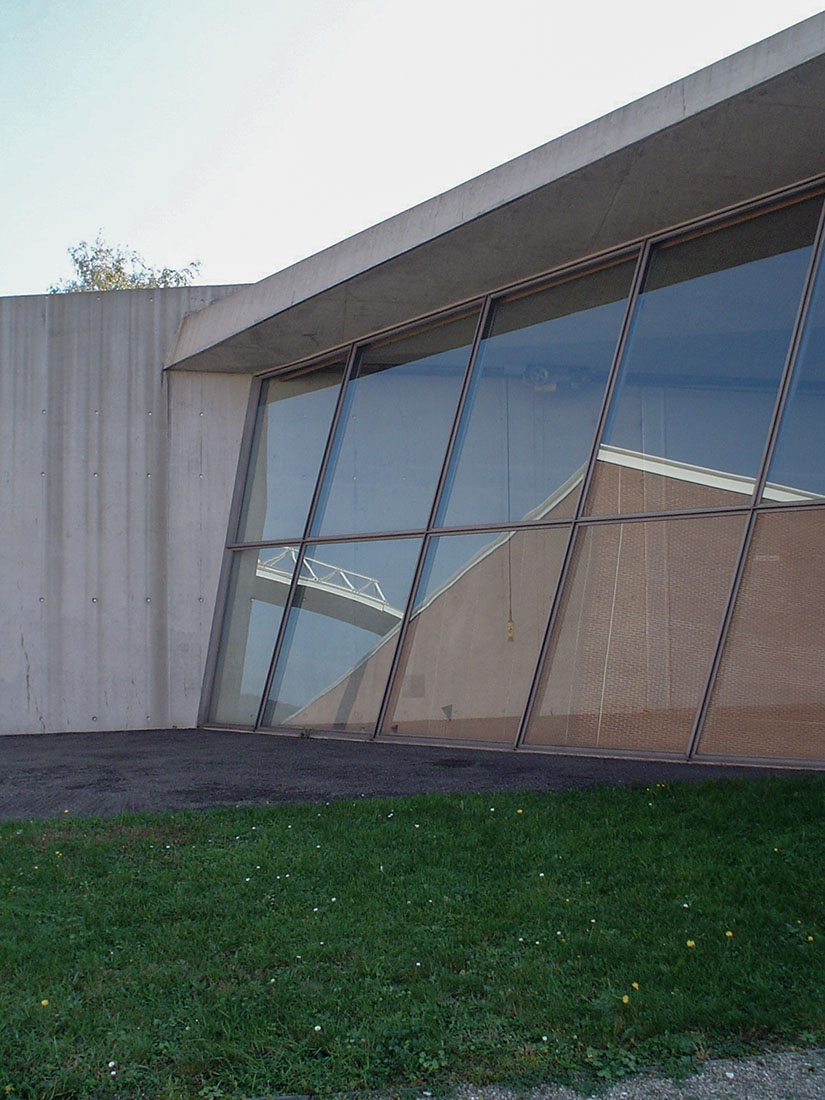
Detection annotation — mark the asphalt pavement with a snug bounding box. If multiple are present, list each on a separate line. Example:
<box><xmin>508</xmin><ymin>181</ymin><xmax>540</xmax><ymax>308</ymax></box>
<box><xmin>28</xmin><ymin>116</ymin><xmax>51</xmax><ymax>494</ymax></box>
<box><xmin>0</xmin><ymin>728</ymin><xmax>801</xmax><ymax>821</ymax></box>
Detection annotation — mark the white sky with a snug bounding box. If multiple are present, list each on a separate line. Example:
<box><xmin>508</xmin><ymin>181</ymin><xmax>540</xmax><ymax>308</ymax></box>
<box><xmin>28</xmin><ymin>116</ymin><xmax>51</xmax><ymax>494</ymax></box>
<box><xmin>1</xmin><ymin>0</ymin><xmax>823</xmax><ymax>296</ymax></box>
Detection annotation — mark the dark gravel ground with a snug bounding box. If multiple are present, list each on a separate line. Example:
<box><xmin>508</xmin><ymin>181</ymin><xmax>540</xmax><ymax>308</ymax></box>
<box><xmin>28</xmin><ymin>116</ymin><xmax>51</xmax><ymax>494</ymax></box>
<box><xmin>0</xmin><ymin>727</ymin><xmax>806</xmax><ymax>822</ymax></box>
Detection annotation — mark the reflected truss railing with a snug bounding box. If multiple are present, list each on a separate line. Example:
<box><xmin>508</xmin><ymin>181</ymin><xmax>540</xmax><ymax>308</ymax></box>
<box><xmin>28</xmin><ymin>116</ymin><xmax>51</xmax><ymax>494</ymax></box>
<box><xmin>257</xmin><ymin>547</ymin><xmax>403</xmax><ymax>620</ymax></box>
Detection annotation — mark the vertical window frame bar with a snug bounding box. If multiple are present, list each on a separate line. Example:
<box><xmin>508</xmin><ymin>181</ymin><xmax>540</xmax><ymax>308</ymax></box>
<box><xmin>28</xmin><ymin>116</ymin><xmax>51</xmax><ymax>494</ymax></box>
<box><xmin>686</xmin><ymin>193</ymin><xmax>825</xmax><ymax>759</ymax></box>
<box><xmin>752</xmin><ymin>194</ymin><xmax>825</xmax><ymax>507</ymax></box>
<box><xmin>514</xmin><ymin>241</ymin><xmax>651</xmax><ymax>748</ymax></box>
<box><xmin>373</xmin><ymin>298</ymin><xmax>494</xmax><ymax>739</ymax></box>
<box><xmin>253</xmin><ymin>344</ymin><xmax>360</xmax><ymax>730</ymax></box>
<box><xmin>198</xmin><ymin>374</ymin><xmax>266</xmax><ymax>726</ymax></box>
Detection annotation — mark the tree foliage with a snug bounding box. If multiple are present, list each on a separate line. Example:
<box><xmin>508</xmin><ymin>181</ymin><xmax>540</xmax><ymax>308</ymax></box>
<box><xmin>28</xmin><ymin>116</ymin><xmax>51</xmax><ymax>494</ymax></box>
<box><xmin>49</xmin><ymin>234</ymin><xmax>201</xmax><ymax>293</ymax></box>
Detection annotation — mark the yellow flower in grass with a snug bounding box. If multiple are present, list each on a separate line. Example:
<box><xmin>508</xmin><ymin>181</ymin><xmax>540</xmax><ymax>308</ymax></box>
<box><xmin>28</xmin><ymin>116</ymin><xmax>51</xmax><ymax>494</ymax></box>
<box><xmin>40</xmin><ymin>999</ymin><xmax>48</xmax><ymax>1007</ymax></box>
<box><xmin>726</xmin><ymin>930</ymin><xmax>734</xmax><ymax>938</ymax></box>
<box><xmin>632</xmin><ymin>982</ymin><xmax>640</xmax><ymax>990</ymax></box>
<box><xmin>686</xmin><ymin>940</ymin><xmax>696</xmax><ymax>948</ymax></box>
<box><xmin>622</xmin><ymin>995</ymin><xmax>629</xmax><ymax>1004</ymax></box>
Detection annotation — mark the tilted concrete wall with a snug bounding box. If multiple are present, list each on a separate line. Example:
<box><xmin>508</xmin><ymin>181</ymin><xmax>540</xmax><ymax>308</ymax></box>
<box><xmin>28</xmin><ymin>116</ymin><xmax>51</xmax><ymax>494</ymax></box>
<box><xmin>0</xmin><ymin>287</ymin><xmax>250</xmax><ymax>734</ymax></box>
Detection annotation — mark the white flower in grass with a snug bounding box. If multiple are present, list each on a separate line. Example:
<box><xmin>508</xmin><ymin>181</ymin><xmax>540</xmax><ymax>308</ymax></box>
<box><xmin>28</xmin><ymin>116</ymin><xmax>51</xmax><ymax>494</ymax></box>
<box><xmin>314</xmin><ymin>1025</ymin><xmax>322</xmax><ymax>1032</ymax></box>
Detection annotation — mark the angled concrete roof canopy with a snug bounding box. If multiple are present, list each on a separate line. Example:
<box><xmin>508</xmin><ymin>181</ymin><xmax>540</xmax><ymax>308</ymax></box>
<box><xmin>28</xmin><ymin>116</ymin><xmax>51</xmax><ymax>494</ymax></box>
<box><xmin>168</xmin><ymin>13</ymin><xmax>825</xmax><ymax>375</ymax></box>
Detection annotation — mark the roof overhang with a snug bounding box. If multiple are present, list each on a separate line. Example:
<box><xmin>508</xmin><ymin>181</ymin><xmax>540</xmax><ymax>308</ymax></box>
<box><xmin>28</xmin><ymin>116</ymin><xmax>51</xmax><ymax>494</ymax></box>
<box><xmin>167</xmin><ymin>13</ymin><xmax>825</xmax><ymax>375</ymax></box>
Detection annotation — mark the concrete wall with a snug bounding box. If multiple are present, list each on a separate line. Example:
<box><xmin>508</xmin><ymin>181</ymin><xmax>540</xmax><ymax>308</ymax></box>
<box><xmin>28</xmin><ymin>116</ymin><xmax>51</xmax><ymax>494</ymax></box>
<box><xmin>169</xmin><ymin>15</ymin><xmax>825</xmax><ymax>374</ymax></box>
<box><xmin>0</xmin><ymin>287</ymin><xmax>250</xmax><ymax>734</ymax></box>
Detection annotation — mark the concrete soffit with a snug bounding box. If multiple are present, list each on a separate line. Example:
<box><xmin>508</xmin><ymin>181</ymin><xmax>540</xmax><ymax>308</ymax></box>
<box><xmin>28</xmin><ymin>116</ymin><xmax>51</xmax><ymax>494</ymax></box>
<box><xmin>167</xmin><ymin>13</ymin><xmax>825</xmax><ymax>376</ymax></box>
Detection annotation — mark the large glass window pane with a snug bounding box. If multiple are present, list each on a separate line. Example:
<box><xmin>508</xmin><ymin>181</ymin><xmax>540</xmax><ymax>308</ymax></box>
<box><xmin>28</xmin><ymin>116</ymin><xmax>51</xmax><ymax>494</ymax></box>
<box><xmin>311</xmin><ymin>312</ymin><xmax>480</xmax><ymax>536</ymax></box>
<box><xmin>524</xmin><ymin>515</ymin><xmax>745</xmax><ymax>753</ymax></box>
<box><xmin>697</xmin><ymin>510</ymin><xmax>825</xmax><ymax>761</ymax></box>
<box><xmin>207</xmin><ymin>547</ymin><xmax>296</xmax><ymax>726</ymax></box>
<box><xmin>437</xmin><ymin>261</ymin><xmax>635</xmax><ymax>526</ymax></box>
<box><xmin>262</xmin><ymin>537</ymin><xmax>422</xmax><ymax>733</ymax></box>
<box><xmin>586</xmin><ymin>199</ymin><xmax>821</xmax><ymax>515</ymax></box>
<box><xmin>382</xmin><ymin>526</ymin><xmax>568</xmax><ymax>743</ymax></box>
<box><xmin>764</xmin><ymin>249</ymin><xmax>825</xmax><ymax>501</ymax></box>
<box><xmin>237</xmin><ymin>362</ymin><xmax>345</xmax><ymax>543</ymax></box>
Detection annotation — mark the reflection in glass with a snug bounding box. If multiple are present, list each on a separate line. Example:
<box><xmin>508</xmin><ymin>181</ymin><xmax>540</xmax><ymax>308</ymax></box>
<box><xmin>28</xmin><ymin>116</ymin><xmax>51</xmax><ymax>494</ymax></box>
<box><xmin>207</xmin><ymin>547</ymin><xmax>295</xmax><ymax>726</ymax></box>
<box><xmin>524</xmin><ymin>515</ymin><xmax>745</xmax><ymax>753</ymax></box>
<box><xmin>587</xmin><ymin>199</ymin><xmax>821</xmax><ymax>515</ymax></box>
<box><xmin>311</xmin><ymin>312</ymin><xmax>480</xmax><ymax>536</ymax></box>
<box><xmin>698</xmin><ymin>510</ymin><xmax>825</xmax><ymax>760</ymax></box>
<box><xmin>438</xmin><ymin>262</ymin><xmax>635</xmax><ymax>526</ymax></box>
<box><xmin>382</xmin><ymin>527</ymin><xmax>568</xmax><ymax>742</ymax></box>
<box><xmin>764</xmin><ymin>254</ymin><xmax>825</xmax><ymax>500</ymax></box>
<box><xmin>237</xmin><ymin>362</ymin><xmax>345</xmax><ymax>543</ymax></box>
<box><xmin>262</xmin><ymin>537</ymin><xmax>422</xmax><ymax>732</ymax></box>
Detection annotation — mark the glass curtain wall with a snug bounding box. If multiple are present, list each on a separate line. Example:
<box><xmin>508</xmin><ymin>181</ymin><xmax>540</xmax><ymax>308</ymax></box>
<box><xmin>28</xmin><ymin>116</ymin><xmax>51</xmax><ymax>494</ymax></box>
<box><xmin>586</xmin><ymin>198</ymin><xmax>821</xmax><ymax>515</ymax></box>
<box><xmin>206</xmin><ymin>186</ymin><xmax>825</xmax><ymax>765</ymax></box>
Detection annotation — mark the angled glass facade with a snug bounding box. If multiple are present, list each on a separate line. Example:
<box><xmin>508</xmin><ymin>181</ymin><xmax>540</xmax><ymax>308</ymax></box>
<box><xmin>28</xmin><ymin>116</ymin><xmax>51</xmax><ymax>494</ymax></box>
<box><xmin>205</xmin><ymin>185</ymin><xmax>825</xmax><ymax>766</ymax></box>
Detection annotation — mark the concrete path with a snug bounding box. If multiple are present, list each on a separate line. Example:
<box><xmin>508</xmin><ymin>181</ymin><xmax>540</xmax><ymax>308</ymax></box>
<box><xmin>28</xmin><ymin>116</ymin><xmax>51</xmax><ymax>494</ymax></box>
<box><xmin>0</xmin><ymin>728</ymin><xmax>801</xmax><ymax>821</ymax></box>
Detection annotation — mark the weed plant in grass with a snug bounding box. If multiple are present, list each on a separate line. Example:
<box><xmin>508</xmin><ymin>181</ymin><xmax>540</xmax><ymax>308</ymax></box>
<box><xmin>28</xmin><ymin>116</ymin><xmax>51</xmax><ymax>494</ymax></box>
<box><xmin>0</xmin><ymin>777</ymin><xmax>824</xmax><ymax>1099</ymax></box>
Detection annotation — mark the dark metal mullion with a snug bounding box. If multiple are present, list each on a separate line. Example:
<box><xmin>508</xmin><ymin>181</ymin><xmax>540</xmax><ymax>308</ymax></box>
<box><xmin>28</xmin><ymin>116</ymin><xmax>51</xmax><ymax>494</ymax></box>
<box><xmin>514</xmin><ymin>242</ymin><xmax>651</xmax><ymax>749</ymax></box>
<box><xmin>684</xmin><ymin>512</ymin><xmax>758</xmax><ymax>759</ymax></box>
<box><xmin>369</xmin><ymin>531</ymin><xmax>433</xmax><ymax>740</ymax></box>
<box><xmin>252</xmin><ymin>542</ymin><xmax>311</xmax><ymax>730</ymax></box>
<box><xmin>511</xmin><ymin>523</ymin><xmax>581</xmax><ymax>750</ymax></box>
<box><xmin>640</xmin><ymin>177</ymin><xmax>825</xmax><ymax>260</ymax></box>
<box><xmin>372</xmin><ymin>298</ymin><xmax>495</xmax><ymax>739</ymax></box>
<box><xmin>753</xmin><ymin>194</ymin><xmax>825</xmax><ymax>504</ymax></box>
<box><xmin>424</xmin><ymin>296</ymin><xmax>497</xmax><ymax>533</ymax></box>
<box><xmin>225</xmin><ymin>506</ymin><xmax>754</xmax><ymax>550</ymax></box>
<box><xmin>198</xmin><ymin>376</ymin><xmax>266</xmax><ymax>725</ymax></box>
<box><xmin>227</xmin><ymin>529</ymin><xmax>428</xmax><ymax>551</ymax></box>
<box><xmin>253</xmin><ymin>345</ymin><xmax>359</xmax><ymax>730</ymax></box>
<box><xmin>685</xmin><ymin>193</ymin><xmax>825</xmax><ymax>760</ymax></box>
<box><xmin>225</xmin><ymin>502</ymin><xmax>762</xmax><ymax>550</ymax></box>
<box><xmin>571</xmin><ymin>240</ymin><xmax>652</xmax><ymax>525</ymax></box>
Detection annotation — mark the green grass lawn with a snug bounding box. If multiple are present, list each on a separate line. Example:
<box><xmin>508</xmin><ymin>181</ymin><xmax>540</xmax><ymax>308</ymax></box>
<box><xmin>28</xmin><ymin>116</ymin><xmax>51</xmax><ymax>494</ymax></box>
<box><xmin>1</xmin><ymin>776</ymin><xmax>824</xmax><ymax>1099</ymax></box>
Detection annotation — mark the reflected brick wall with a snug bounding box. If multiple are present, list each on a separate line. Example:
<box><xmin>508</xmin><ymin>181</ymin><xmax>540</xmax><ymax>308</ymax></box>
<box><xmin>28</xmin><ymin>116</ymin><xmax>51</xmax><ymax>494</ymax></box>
<box><xmin>699</xmin><ymin>508</ymin><xmax>825</xmax><ymax>760</ymax></box>
<box><xmin>525</xmin><ymin>512</ymin><xmax>745</xmax><ymax>753</ymax></box>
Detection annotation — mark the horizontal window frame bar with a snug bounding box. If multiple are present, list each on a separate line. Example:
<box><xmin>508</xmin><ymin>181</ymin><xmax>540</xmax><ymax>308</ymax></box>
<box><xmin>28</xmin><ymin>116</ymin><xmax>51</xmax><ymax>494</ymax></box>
<box><xmin>223</xmin><ymin>497</ymin><xmax>825</xmax><ymax>553</ymax></box>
